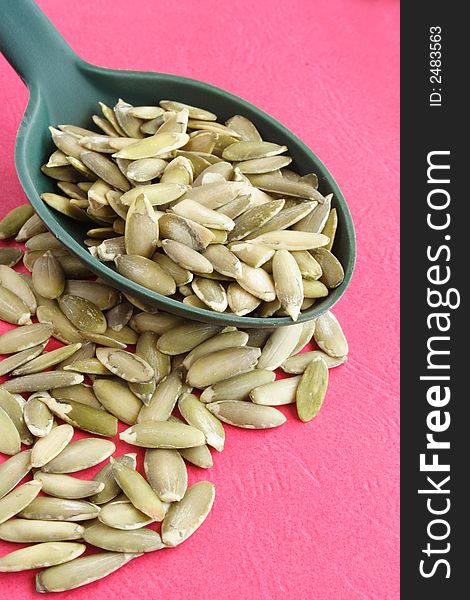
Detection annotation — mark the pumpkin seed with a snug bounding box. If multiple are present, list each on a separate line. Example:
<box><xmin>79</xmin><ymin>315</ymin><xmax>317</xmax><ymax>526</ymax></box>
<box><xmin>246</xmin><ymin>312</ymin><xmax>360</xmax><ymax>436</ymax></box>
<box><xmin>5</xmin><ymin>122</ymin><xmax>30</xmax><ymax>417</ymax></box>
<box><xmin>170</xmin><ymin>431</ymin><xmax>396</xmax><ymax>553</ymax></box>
<box><xmin>247</xmin><ymin>173</ymin><xmax>323</xmax><ymax>202</ymax></box>
<box><xmin>1</xmin><ymin>371</ymin><xmax>84</xmax><ymax>393</ymax></box>
<box><xmin>281</xmin><ymin>350</ymin><xmax>347</xmax><ymax>373</ymax></box>
<box><xmin>257</xmin><ymin>323</ymin><xmax>303</xmax><ymax>370</ymax></box>
<box><xmin>0</xmin><ymin>205</ymin><xmax>35</xmax><ymax>240</ymax></box>
<box><xmin>96</xmin><ymin>347</ymin><xmax>154</xmax><ymax>383</ymax></box>
<box><xmin>15</xmin><ymin>213</ymin><xmax>48</xmax><ymax>242</ymax></box>
<box><xmin>144</xmin><ymin>449</ymin><xmax>188</xmax><ymax>502</ymax></box>
<box><xmin>228</xmin><ymin>199</ymin><xmax>285</xmax><ymax>242</ymax></box>
<box><xmin>191</xmin><ymin>277</ymin><xmax>228</xmax><ymax>312</ymax></box>
<box><xmin>157</xmin><ymin>322</ymin><xmax>220</xmax><ymax>355</ymax></box>
<box><xmin>293</xmin><ymin>193</ymin><xmax>332</xmax><ymax>233</ymax></box>
<box><xmin>183</xmin><ymin>330</ymin><xmax>248</xmax><ymax>370</ymax></box>
<box><xmin>272</xmin><ymin>250</ymin><xmax>303</xmax><ymax>321</ymax></box>
<box><xmin>0</xmin><ymin>247</ymin><xmax>23</xmax><ymax>267</ymax></box>
<box><xmin>0</xmin><ymin>480</ymin><xmax>43</xmax><ymax>525</ymax></box>
<box><xmin>161</xmin><ymin>481</ymin><xmax>215</xmax><ymax>547</ymax></box>
<box><xmin>42</xmin><ymin>438</ymin><xmax>115</xmax><ymax>473</ymax></box>
<box><xmin>111</xmin><ymin>459</ymin><xmax>165</xmax><ymax>521</ymax></box>
<box><xmin>187</xmin><ymin>346</ymin><xmax>261</xmax><ymax>389</ymax></box>
<box><xmin>314</xmin><ymin>311</ymin><xmax>348</xmax><ymax>358</ymax></box>
<box><xmin>161</xmin><ymin>239</ymin><xmax>214</xmax><ymax>274</ymax></box>
<box><xmin>35</xmin><ymin>551</ymin><xmax>140</xmax><ymax>592</ymax></box>
<box><xmin>0</xmin><ymin>541</ymin><xmax>86</xmax><ymax>572</ymax></box>
<box><xmin>247</xmin><ymin>202</ymin><xmax>317</xmax><ymax>238</ymax></box>
<box><xmin>178</xmin><ymin>393</ymin><xmax>225</xmax><ymax>451</ymax></box>
<box><xmin>0</xmin><ymin>389</ymin><xmax>33</xmax><ymax>444</ymax></box>
<box><xmin>90</xmin><ymin>454</ymin><xmax>137</xmax><ymax>505</ymax></box>
<box><xmin>224</xmin><ymin>115</ymin><xmax>262</xmax><ymax>142</ymax></box>
<box><xmin>137</xmin><ymin>371</ymin><xmax>182</xmax><ymax>423</ymax></box>
<box><xmin>51</xmin><ymin>384</ymin><xmax>102</xmax><ymax>409</ymax></box>
<box><xmin>290</xmin><ymin>319</ymin><xmax>317</xmax><ymax>355</ymax></box>
<box><xmin>126</xmin><ymin>157</ymin><xmax>167</xmax><ymax>181</ymax></box>
<box><xmin>120</xmin><ymin>421</ymin><xmax>205</xmax><ymax>449</ymax></box>
<box><xmin>41</xmin><ymin>397</ymin><xmax>117</xmax><ymax>437</ymax></box>
<box><xmin>222</xmin><ymin>141</ymin><xmax>286</xmax><ymax>161</ymax></box>
<box><xmin>0</xmin><ymin>405</ymin><xmax>21</xmax><ymax>455</ymax></box>
<box><xmin>93</xmin><ymin>379</ymin><xmax>142</xmax><ymax>425</ymax></box>
<box><xmin>179</xmin><ymin>445</ymin><xmax>213</xmax><ymax>469</ymax></box>
<box><xmin>40</xmin><ymin>192</ymin><xmax>89</xmax><ymax>220</ymax></box>
<box><xmin>236</xmin><ymin>155</ymin><xmax>292</xmax><ymax>174</ymax></box>
<box><xmin>250</xmin><ymin>376</ymin><xmax>301</xmax><ymax>405</ymax></box>
<box><xmin>115</xmin><ymin>254</ymin><xmax>176</xmax><ymax>296</ymax></box>
<box><xmin>124</xmin><ymin>193</ymin><xmax>159</xmax><ymax>258</ymax></box>
<box><xmin>0</xmin><ymin>450</ymin><xmax>32</xmax><ymax>499</ymax></box>
<box><xmin>0</xmin><ymin>265</ymin><xmax>37</xmax><ymax>313</ymax></box>
<box><xmin>207</xmin><ymin>401</ymin><xmax>286</xmax><ymax>429</ymax></box>
<box><xmin>0</xmin><ymin>285</ymin><xmax>31</xmax><ymax>325</ymax></box>
<box><xmin>236</xmin><ymin>263</ymin><xmax>276</xmax><ymax>302</ymax></box>
<box><xmin>130</xmin><ymin>311</ymin><xmax>182</xmax><ymax>335</ymax></box>
<box><xmin>105</xmin><ymin>301</ymin><xmax>133</xmax><ymax>331</ymax></box>
<box><xmin>158</xmin><ymin>213</ymin><xmax>215</xmax><ymax>251</ymax></box>
<box><xmin>58</xmin><ymin>294</ymin><xmax>107</xmax><ymax>334</ymax></box>
<box><xmin>311</xmin><ymin>247</ymin><xmax>345</xmax><ymax>288</ymax></box>
<box><xmin>84</xmin><ymin>522</ymin><xmax>164</xmax><ymax>553</ymax></box>
<box><xmin>12</xmin><ymin>343</ymin><xmax>82</xmax><ymax>376</ymax></box>
<box><xmin>321</xmin><ymin>207</ymin><xmax>338</xmax><ymax>251</ymax></box>
<box><xmin>199</xmin><ymin>369</ymin><xmax>275</xmax><ymax>403</ymax></box>
<box><xmin>31</xmin><ymin>424</ymin><xmax>74</xmax><ymax>468</ymax></box>
<box><xmin>40</xmin><ymin>165</ymin><xmax>83</xmax><ymax>183</ymax></box>
<box><xmin>18</xmin><ymin>497</ymin><xmax>100</xmax><ymax>521</ymax></box>
<box><xmin>64</xmin><ymin>280</ymin><xmax>120</xmax><ymax>311</ymax></box>
<box><xmin>98</xmin><ymin>500</ymin><xmax>154</xmax><ymax>530</ymax></box>
<box><xmin>291</xmin><ymin>250</ymin><xmax>322</xmax><ymax>280</ymax></box>
<box><xmin>250</xmin><ymin>230</ymin><xmax>329</xmax><ymax>251</ymax></box>
<box><xmin>23</xmin><ymin>397</ymin><xmax>54</xmax><ymax>437</ymax></box>
<box><xmin>226</xmin><ymin>281</ymin><xmax>261</xmax><ymax>315</ymax></box>
<box><xmin>36</xmin><ymin>304</ymin><xmax>84</xmax><ymax>344</ymax></box>
<box><xmin>296</xmin><ymin>356</ymin><xmax>329</xmax><ymax>421</ymax></box>
<box><xmin>152</xmin><ymin>253</ymin><xmax>193</xmax><ymax>286</ymax></box>
<box><xmin>0</xmin><ymin>519</ymin><xmax>84</xmax><ymax>543</ymax></box>
<box><xmin>33</xmin><ymin>473</ymin><xmax>104</xmax><ymax>499</ymax></box>
<box><xmin>172</xmin><ymin>199</ymin><xmax>235</xmax><ymax>231</ymax></box>
<box><xmin>228</xmin><ymin>241</ymin><xmax>274</xmax><ymax>268</ymax></box>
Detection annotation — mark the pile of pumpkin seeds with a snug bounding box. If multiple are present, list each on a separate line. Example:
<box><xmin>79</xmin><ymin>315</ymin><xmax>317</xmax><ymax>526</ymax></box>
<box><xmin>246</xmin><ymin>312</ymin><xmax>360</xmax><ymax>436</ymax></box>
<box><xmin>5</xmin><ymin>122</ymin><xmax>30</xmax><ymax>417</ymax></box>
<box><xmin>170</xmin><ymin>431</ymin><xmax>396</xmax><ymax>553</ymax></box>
<box><xmin>38</xmin><ymin>98</ymin><xmax>344</xmax><ymax>321</ymax></box>
<box><xmin>0</xmin><ymin>203</ymin><xmax>348</xmax><ymax>592</ymax></box>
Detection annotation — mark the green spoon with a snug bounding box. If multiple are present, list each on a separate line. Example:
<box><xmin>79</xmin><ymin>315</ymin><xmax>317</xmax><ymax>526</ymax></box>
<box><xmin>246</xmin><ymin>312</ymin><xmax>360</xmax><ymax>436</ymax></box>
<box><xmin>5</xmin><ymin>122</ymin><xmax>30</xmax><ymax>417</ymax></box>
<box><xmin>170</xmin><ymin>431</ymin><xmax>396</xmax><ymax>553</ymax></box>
<box><xmin>0</xmin><ymin>0</ymin><xmax>355</xmax><ymax>328</ymax></box>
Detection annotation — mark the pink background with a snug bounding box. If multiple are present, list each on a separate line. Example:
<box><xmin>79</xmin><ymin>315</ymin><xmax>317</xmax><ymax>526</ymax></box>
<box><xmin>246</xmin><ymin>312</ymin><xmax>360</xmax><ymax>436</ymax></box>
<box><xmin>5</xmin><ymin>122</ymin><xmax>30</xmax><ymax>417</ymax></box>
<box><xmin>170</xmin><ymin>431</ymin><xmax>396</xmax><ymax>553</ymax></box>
<box><xmin>0</xmin><ymin>0</ymin><xmax>399</xmax><ymax>598</ymax></box>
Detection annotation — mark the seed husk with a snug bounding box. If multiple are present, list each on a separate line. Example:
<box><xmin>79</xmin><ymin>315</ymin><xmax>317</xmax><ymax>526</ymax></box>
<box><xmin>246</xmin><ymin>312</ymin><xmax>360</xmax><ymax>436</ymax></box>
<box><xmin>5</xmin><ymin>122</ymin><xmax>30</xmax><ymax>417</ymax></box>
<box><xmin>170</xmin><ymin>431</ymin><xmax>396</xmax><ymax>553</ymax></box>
<box><xmin>41</xmin><ymin>438</ymin><xmax>116</xmax><ymax>473</ymax></box>
<box><xmin>51</xmin><ymin>384</ymin><xmax>102</xmax><ymax>409</ymax></box>
<box><xmin>35</xmin><ymin>551</ymin><xmax>140</xmax><ymax>593</ymax></box>
<box><xmin>190</xmin><ymin>277</ymin><xmax>228</xmax><ymax>312</ymax></box>
<box><xmin>0</xmin><ymin>480</ymin><xmax>43</xmax><ymax>525</ymax></box>
<box><xmin>281</xmin><ymin>350</ymin><xmax>347</xmax><ymax>374</ymax></box>
<box><xmin>23</xmin><ymin>397</ymin><xmax>54</xmax><ymax>437</ymax></box>
<box><xmin>137</xmin><ymin>371</ymin><xmax>183</xmax><ymax>423</ymax></box>
<box><xmin>0</xmin><ymin>519</ymin><xmax>84</xmax><ymax>543</ymax></box>
<box><xmin>12</xmin><ymin>343</ymin><xmax>82</xmax><ymax>376</ymax></box>
<box><xmin>179</xmin><ymin>445</ymin><xmax>213</xmax><ymax>469</ymax></box>
<box><xmin>272</xmin><ymin>250</ymin><xmax>303</xmax><ymax>321</ymax></box>
<box><xmin>36</xmin><ymin>304</ymin><xmax>84</xmax><ymax>344</ymax></box>
<box><xmin>115</xmin><ymin>254</ymin><xmax>176</xmax><ymax>296</ymax></box>
<box><xmin>93</xmin><ymin>379</ymin><xmax>142</xmax><ymax>425</ymax></box>
<box><xmin>58</xmin><ymin>294</ymin><xmax>107</xmax><ymax>335</ymax></box>
<box><xmin>98</xmin><ymin>500</ymin><xmax>154</xmax><ymax>530</ymax></box>
<box><xmin>0</xmin><ymin>247</ymin><xmax>23</xmax><ymax>267</ymax></box>
<box><xmin>0</xmin><ymin>205</ymin><xmax>35</xmax><ymax>240</ymax></box>
<box><xmin>178</xmin><ymin>393</ymin><xmax>225</xmax><ymax>451</ymax></box>
<box><xmin>0</xmin><ymin>541</ymin><xmax>86</xmax><ymax>572</ymax></box>
<box><xmin>0</xmin><ymin>389</ymin><xmax>33</xmax><ymax>445</ymax></box>
<box><xmin>296</xmin><ymin>356</ymin><xmax>329</xmax><ymax>422</ymax></box>
<box><xmin>199</xmin><ymin>369</ymin><xmax>276</xmax><ymax>403</ymax></box>
<box><xmin>0</xmin><ymin>405</ymin><xmax>21</xmax><ymax>455</ymax></box>
<box><xmin>1</xmin><ymin>371</ymin><xmax>84</xmax><ymax>393</ymax></box>
<box><xmin>90</xmin><ymin>453</ymin><xmax>137</xmax><ymax>505</ymax></box>
<box><xmin>144</xmin><ymin>449</ymin><xmax>188</xmax><ymax>502</ymax></box>
<box><xmin>31</xmin><ymin>423</ymin><xmax>74</xmax><ymax>468</ymax></box>
<box><xmin>124</xmin><ymin>193</ymin><xmax>159</xmax><ymax>258</ymax></box>
<box><xmin>158</xmin><ymin>213</ymin><xmax>215</xmax><ymax>251</ymax></box>
<box><xmin>111</xmin><ymin>459</ymin><xmax>165</xmax><ymax>521</ymax></box>
<box><xmin>0</xmin><ymin>285</ymin><xmax>31</xmax><ymax>325</ymax></box>
<box><xmin>313</xmin><ymin>311</ymin><xmax>348</xmax><ymax>358</ymax></box>
<box><xmin>0</xmin><ymin>450</ymin><xmax>32</xmax><ymax>500</ymax></box>
<box><xmin>30</xmin><ymin>251</ymin><xmax>64</xmax><ymax>300</ymax></box>
<box><xmin>310</xmin><ymin>247</ymin><xmax>345</xmax><ymax>288</ymax></box>
<box><xmin>250</xmin><ymin>376</ymin><xmax>301</xmax><ymax>406</ymax></box>
<box><xmin>84</xmin><ymin>522</ymin><xmax>164</xmax><ymax>553</ymax></box>
<box><xmin>183</xmin><ymin>330</ymin><xmax>249</xmax><ymax>370</ymax></box>
<box><xmin>33</xmin><ymin>473</ymin><xmax>104</xmax><ymax>499</ymax></box>
<box><xmin>41</xmin><ymin>397</ymin><xmax>117</xmax><ymax>437</ymax></box>
<box><xmin>157</xmin><ymin>322</ymin><xmax>221</xmax><ymax>355</ymax></box>
<box><xmin>18</xmin><ymin>497</ymin><xmax>100</xmax><ymax>521</ymax></box>
<box><xmin>120</xmin><ymin>421</ymin><xmax>205</xmax><ymax>449</ymax></box>
<box><xmin>96</xmin><ymin>347</ymin><xmax>154</xmax><ymax>383</ymax></box>
<box><xmin>187</xmin><ymin>346</ymin><xmax>261</xmax><ymax>389</ymax></box>
<box><xmin>207</xmin><ymin>400</ymin><xmax>286</xmax><ymax>429</ymax></box>
<box><xmin>161</xmin><ymin>481</ymin><xmax>215</xmax><ymax>547</ymax></box>
<box><xmin>257</xmin><ymin>323</ymin><xmax>303</xmax><ymax>370</ymax></box>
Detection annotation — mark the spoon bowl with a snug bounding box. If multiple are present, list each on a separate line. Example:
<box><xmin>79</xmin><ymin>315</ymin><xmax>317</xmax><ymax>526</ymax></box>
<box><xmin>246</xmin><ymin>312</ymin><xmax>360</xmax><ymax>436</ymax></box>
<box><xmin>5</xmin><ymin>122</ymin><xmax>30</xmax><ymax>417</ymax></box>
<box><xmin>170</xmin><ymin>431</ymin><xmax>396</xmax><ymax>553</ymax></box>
<box><xmin>1</xmin><ymin>0</ymin><xmax>355</xmax><ymax>328</ymax></box>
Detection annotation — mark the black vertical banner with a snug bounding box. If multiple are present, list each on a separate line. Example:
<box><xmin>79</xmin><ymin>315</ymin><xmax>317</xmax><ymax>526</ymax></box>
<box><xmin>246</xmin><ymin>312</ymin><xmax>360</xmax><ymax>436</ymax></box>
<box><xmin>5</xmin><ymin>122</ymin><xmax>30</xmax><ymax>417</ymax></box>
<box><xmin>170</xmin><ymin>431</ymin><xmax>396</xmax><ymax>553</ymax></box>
<box><xmin>401</xmin><ymin>5</ymin><xmax>467</xmax><ymax>598</ymax></box>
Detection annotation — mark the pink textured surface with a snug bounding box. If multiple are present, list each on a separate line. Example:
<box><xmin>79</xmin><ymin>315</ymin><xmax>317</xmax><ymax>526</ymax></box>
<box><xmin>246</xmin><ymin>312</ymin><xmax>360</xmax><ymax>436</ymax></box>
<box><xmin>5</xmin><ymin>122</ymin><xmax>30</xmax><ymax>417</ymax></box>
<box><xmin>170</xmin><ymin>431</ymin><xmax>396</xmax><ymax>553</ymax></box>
<box><xmin>0</xmin><ymin>0</ymin><xmax>399</xmax><ymax>598</ymax></box>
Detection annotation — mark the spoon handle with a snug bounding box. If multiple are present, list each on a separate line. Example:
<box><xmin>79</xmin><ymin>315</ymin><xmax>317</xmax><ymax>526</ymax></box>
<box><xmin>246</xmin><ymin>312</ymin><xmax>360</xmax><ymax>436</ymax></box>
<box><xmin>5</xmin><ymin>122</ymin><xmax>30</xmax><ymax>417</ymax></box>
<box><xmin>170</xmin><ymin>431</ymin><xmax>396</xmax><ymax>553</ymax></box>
<box><xmin>0</xmin><ymin>0</ymin><xmax>79</xmax><ymax>90</ymax></box>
